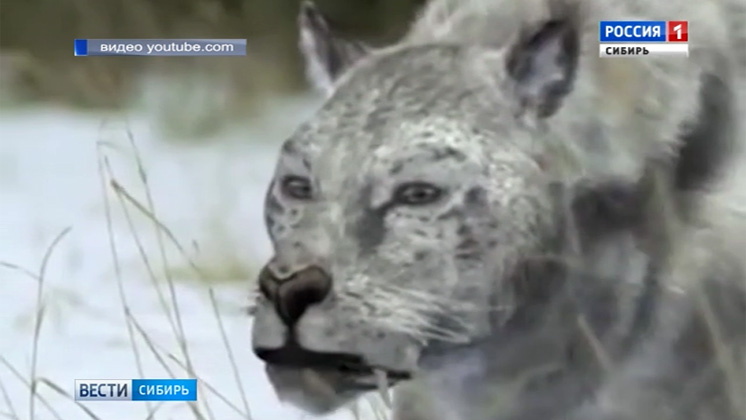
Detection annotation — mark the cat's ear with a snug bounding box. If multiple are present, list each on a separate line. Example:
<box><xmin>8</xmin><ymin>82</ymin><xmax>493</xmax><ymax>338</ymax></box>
<box><xmin>505</xmin><ymin>16</ymin><xmax>581</xmax><ymax>118</ymax></box>
<box><xmin>298</xmin><ymin>1</ymin><xmax>372</xmax><ymax>95</ymax></box>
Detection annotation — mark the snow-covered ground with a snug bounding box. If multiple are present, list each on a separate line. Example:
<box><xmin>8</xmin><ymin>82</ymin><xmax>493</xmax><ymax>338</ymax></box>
<box><xmin>0</xmin><ymin>97</ymin><xmax>384</xmax><ymax>420</ymax></box>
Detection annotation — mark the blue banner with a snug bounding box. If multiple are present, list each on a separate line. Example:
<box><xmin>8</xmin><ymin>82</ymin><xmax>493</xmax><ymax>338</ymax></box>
<box><xmin>131</xmin><ymin>379</ymin><xmax>197</xmax><ymax>401</ymax></box>
<box><xmin>74</xmin><ymin>39</ymin><xmax>246</xmax><ymax>56</ymax></box>
<box><xmin>599</xmin><ymin>21</ymin><xmax>666</xmax><ymax>42</ymax></box>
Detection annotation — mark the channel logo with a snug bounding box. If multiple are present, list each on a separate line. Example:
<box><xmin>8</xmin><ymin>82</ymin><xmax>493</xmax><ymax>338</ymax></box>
<box><xmin>598</xmin><ymin>20</ymin><xmax>690</xmax><ymax>57</ymax></box>
<box><xmin>74</xmin><ymin>379</ymin><xmax>197</xmax><ymax>401</ymax></box>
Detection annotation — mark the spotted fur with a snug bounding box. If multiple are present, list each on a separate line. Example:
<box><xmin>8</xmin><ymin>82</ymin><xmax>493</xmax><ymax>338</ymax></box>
<box><xmin>251</xmin><ymin>0</ymin><xmax>746</xmax><ymax>419</ymax></box>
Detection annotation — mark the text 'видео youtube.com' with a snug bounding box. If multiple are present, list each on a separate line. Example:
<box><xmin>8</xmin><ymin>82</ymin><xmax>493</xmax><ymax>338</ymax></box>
<box><xmin>73</xmin><ymin>39</ymin><xmax>246</xmax><ymax>56</ymax></box>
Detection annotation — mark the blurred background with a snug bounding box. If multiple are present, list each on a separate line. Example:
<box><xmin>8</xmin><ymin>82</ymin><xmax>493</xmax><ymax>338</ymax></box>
<box><xmin>0</xmin><ymin>1</ymin><xmax>425</xmax><ymax>419</ymax></box>
<box><xmin>1</xmin><ymin>0</ymin><xmax>425</xmax><ymax>132</ymax></box>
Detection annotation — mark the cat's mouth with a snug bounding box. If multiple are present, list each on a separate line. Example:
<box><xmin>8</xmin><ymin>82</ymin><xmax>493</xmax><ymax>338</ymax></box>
<box><xmin>255</xmin><ymin>343</ymin><xmax>412</xmax><ymax>412</ymax></box>
<box><xmin>255</xmin><ymin>342</ymin><xmax>412</xmax><ymax>383</ymax></box>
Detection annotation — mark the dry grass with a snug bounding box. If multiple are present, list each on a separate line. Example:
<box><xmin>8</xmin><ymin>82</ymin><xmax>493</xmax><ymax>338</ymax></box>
<box><xmin>0</xmin><ymin>128</ymin><xmax>259</xmax><ymax>419</ymax></box>
<box><xmin>0</xmin><ymin>227</ymin><xmax>77</xmax><ymax>420</ymax></box>
<box><xmin>96</xmin><ymin>133</ymin><xmax>250</xmax><ymax>420</ymax></box>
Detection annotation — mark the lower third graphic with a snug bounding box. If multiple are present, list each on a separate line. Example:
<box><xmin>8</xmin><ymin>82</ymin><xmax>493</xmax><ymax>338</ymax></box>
<box><xmin>75</xmin><ymin>379</ymin><xmax>197</xmax><ymax>401</ymax></box>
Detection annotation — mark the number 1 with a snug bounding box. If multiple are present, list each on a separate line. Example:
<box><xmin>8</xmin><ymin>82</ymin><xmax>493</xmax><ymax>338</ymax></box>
<box><xmin>673</xmin><ymin>24</ymin><xmax>682</xmax><ymax>39</ymax></box>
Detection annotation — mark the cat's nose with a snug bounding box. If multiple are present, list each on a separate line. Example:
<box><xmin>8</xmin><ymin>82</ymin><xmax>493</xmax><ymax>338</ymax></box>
<box><xmin>257</xmin><ymin>264</ymin><xmax>332</xmax><ymax>325</ymax></box>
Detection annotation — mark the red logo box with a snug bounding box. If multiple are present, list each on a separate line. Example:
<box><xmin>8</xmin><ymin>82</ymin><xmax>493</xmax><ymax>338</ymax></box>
<box><xmin>667</xmin><ymin>21</ymin><xmax>688</xmax><ymax>42</ymax></box>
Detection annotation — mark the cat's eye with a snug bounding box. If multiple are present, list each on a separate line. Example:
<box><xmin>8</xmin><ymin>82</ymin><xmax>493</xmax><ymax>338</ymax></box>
<box><xmin>280</xmin><ymin>175</ymin><xmax>313</xmax><ymax>200</ymax></box>
<box><xmin>392</xmin><ymin>182</ymin><xmax>444</xmax><ymax>206</ymax></box>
